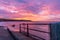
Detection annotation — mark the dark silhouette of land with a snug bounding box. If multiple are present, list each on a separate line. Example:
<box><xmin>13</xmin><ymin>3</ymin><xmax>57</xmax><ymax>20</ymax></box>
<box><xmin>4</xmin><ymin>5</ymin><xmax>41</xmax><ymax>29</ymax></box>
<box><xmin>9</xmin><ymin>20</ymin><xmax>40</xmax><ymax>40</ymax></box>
<box><xmin>0</xmin><ymin>18</ymin><xmax>32</xmax><ymax>22</ymax></box>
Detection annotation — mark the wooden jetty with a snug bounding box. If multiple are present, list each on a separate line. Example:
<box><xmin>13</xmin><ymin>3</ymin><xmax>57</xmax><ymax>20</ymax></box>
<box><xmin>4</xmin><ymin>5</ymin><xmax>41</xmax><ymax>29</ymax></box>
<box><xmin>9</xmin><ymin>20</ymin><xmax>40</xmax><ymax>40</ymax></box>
<box><xmin>0</xmin><ymin>27</ymin><xmax>33</xmax><ymax>40</ymax></box>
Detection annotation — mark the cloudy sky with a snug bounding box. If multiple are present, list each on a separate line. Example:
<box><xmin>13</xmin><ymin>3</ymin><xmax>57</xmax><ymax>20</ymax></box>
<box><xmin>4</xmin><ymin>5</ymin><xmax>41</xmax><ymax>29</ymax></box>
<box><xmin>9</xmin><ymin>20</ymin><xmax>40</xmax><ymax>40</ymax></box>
<box><xmin>0</xmin><ymin>0</ymin><xmax>60</xmax><ymax>21</ymax></box>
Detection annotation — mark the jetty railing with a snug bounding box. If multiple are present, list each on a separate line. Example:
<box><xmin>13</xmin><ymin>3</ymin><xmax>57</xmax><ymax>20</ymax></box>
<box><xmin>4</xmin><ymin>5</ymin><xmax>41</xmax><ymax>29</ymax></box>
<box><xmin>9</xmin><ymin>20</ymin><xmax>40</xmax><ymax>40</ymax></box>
<box><xmin>19</xmin><ymin>23</ymin><xmax>51</xmax><ymax>40</ymax></box>
<box><xmin>0</xmin><ymin>20</ymin><xmax>59</xmax><ymax>40</ymax></box>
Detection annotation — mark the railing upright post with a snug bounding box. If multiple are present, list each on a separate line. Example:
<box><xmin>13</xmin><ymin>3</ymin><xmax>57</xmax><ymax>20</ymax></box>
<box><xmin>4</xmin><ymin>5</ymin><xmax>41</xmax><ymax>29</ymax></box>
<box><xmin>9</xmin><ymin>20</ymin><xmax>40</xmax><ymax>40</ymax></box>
<box><xmin>49</xmin><ymin>23</ymin><xmax>60</xmax><ymax>40</ymax></box>
<box><xmin>19</xmin><ymin>24</ymin><xmax>21</xmax><ymax>33</ymax></box>
<box><xmin>49</xmin><ymin>24</ymin><xmax>52</xmax><ymax>40</ymax></box>
<box><xmin>26</xmin><ymin>24</ymin><xmax>29</xmax><ymax>37</ymax></box>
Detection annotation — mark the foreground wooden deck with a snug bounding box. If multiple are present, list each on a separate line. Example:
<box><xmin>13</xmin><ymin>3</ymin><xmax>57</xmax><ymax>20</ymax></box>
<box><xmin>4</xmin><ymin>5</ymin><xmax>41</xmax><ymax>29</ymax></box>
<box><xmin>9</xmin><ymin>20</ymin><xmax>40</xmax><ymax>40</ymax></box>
<box><xmin>0</xmin><ymin>27</ymin><xmax>33</xmax><ymax>40</ymax></box>
<box><xmin>0</xmin><ymin>27</ymin><xmax>13</xmax><ymax>40</ymax></box>
<box><xmin>12</xmin><ymin>32</ymin><xmax>33</xmax><ymax>40</ymax></box>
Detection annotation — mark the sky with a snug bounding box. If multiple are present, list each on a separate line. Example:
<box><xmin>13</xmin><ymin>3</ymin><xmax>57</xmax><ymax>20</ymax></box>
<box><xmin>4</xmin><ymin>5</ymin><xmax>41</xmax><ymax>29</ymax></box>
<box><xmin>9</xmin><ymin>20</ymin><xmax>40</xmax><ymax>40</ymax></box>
<box><xmin>0</xmin><ymin>0</ymin><xmax>60</xmax><ymax>21</ymax></box>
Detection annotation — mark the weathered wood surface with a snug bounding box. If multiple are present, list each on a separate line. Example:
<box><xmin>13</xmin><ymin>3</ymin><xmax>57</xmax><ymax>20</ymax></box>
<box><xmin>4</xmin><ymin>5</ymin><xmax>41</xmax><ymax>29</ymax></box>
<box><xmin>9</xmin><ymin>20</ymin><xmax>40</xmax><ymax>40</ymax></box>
<box><xmin>0</xmin><ymin>27</ymin><xmax>13</xmax><ymax>40</ymax></box>
<box><xmin>12</xmin><ymin>32</ymin><xmax>33</xmax><ymax>40</ymax></box>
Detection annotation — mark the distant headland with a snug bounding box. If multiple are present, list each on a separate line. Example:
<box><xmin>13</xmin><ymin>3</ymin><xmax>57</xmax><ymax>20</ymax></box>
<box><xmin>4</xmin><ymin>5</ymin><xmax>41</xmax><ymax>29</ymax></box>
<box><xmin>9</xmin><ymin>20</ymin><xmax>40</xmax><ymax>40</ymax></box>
<box><xmin>0</xmin><ymin>18</ymin><xmax>32</xmax><ymax>22</ymax></box>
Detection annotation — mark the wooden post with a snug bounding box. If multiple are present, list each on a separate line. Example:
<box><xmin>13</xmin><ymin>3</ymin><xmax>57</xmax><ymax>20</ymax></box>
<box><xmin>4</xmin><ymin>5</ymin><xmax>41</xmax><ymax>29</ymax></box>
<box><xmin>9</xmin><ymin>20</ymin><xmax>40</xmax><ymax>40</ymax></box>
<box><xmin>26</xmin><ymin>24</ymin><xmax>29</xmax><ymax>37</ymax></box>
<box><xmin>49</xmin><ymin>23</ymin><xmax>60</xmax><ymax>40</ymax></box>
<box><xmin>49</xmin><ymin>24</ymin><xmax>52</xmax><ymax>40</ymax></box>
<box><xmin>19</xmin><ymin>24</ymin><xmax>21</xmax><ymax>33</ymax></box>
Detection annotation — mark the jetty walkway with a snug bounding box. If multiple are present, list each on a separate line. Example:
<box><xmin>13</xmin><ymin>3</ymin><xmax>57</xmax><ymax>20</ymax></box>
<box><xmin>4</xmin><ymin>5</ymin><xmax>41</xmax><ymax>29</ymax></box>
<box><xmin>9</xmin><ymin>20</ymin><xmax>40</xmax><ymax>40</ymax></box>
<box><xmin>0</xmin><ymin>27</ymin><xmax>33</xmax><ymax>40</ymax></box>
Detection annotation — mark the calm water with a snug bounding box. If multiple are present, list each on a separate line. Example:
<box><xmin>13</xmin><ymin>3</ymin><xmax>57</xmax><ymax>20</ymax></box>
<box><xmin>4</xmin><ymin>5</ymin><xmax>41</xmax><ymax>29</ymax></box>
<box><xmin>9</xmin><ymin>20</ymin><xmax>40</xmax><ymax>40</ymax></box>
<box><xmin>0</xmin><ymin>21</ymin><xmax>50</xmax><ymax>40</ymax></box>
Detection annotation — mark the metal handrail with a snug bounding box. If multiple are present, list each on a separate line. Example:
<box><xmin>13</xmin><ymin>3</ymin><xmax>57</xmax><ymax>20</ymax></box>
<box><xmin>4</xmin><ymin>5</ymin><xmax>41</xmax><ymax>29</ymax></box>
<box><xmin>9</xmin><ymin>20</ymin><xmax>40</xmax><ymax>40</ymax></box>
<box><xmin>22</xmin><ymin>27</ymin><xmax>49</xmax><ymax>33</ymax></box>
<box><xmin>19</xmin><ymin>23</ymin><xmax>50</xmax><ymax>40</ymax></box>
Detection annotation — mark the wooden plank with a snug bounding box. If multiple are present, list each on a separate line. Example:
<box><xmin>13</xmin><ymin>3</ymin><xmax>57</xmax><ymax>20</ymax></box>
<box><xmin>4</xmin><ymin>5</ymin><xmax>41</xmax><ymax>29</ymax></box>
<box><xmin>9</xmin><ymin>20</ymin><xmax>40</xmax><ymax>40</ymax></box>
<box><xmin>0</xmin><ymin>27</ymin><xmax>13</xmax><ymax>40</ymax></box>
<box><xmin>12</xmin><ymin>32</ymin><xmax>33</xmax><ymax>40</ymax></box>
